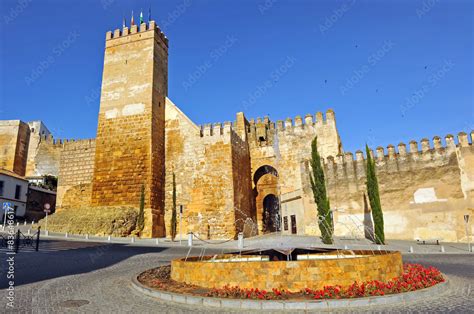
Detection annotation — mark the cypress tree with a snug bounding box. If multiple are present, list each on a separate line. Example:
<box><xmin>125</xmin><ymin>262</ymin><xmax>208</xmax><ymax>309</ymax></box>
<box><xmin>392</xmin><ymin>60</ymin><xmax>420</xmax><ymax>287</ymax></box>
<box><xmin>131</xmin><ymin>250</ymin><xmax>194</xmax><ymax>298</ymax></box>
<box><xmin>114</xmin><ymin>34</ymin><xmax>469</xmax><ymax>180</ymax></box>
<box><xmin>309</xmin><ymin>136</ymin><xmax>333</xmax><ymax>244</ymax></box>
<box><xmin>365</xmin><ymin>144</ymin><xmax>385</xmax><ymax>244</ymax></box>
<box><xmin>171</xmin><ymin>173</ymin><xmax>177</xmax><ymax>240</ymax></box>
<box><xmin>137</xmin><ymin>184</ymin><xmax>145</xmax><ymax>234</ymax></box>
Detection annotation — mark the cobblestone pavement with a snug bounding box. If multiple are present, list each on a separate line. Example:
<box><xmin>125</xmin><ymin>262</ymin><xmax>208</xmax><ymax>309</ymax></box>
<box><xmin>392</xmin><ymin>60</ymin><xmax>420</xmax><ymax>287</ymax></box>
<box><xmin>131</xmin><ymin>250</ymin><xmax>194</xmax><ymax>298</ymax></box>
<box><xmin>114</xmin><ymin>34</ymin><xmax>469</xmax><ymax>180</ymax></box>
<box><xmin>1</xmin><ymin>239</ymin><xmax>472</xmax><ymax>313</ymax></box>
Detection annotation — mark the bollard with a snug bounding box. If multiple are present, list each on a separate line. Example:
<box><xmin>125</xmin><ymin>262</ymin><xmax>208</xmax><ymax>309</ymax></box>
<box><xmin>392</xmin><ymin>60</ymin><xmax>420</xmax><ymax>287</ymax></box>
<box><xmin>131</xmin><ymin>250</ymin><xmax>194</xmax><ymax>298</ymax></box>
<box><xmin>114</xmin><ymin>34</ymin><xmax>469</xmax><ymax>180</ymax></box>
<box><xmin>238</xmin><ymin>232</ymin><xmax>244</xmax><ymax>250</ymax></box>
<box><xmin>155</xmin><ymin>238</ymin><xmax>159</xmax><ymax>245</ymax></box>
<box><xmin>344</xmin><ymin>245</ymin><xmax>349</xmax><ymax>250</ymax></box>
<box><xmin>65</xmin><ymin>232</ymin><xmax>68</xmax><ymax>238</ymax></box>
<box><xmin>187</xmin><ymin>233</ymin><xmax>193</xmax><ymax>247</ymax></box>
<box><xmin>107</xmin><ymin>235</ymin><xmax>111</xmax><ymax>242</ymax></box>
<box><xmin>32</xmin><ymin>220</ymin><xmax>35</xmax><ymax>225</ymax></box>
<box><xmin>27</xmin><ymin>229</ymin><xmax>31</xmax><ymax>235</ymax></box>
<box><xmin>377</xmin><ymin>245</ymin><xmax>381</xmax><ymax>251</ymax></box>
<box><xmin>85</xmin><ymin>234</ymin><xmax>89</xmax><ymax>240</ymax></box>
<box><xmin>16</xmin><ymin>222</ymin><xmax>19</xmax><ymax>226</ymax></box>
<box><xmin>131</xmin><ymin>237</ymin><xmax>135</xmax><ymax>243</ymax></box>
<box><xmin>440</xmin><ymin>245</ymin><xmax>445</xmax><ymax>253</ymax></box>
<box><xmin>45</xmin><ymin>230</ymin><xmax>49</xmax><ymax>236</ymax></box>
<box><xmin>24</xmin><ymin>221</ymin><xmax>27</xmax><ymax>226</ymax></box>
<box><xmin>409</xmin><ymin>246</ymin><xmax>414</xmax><ymax>253</ymax></box>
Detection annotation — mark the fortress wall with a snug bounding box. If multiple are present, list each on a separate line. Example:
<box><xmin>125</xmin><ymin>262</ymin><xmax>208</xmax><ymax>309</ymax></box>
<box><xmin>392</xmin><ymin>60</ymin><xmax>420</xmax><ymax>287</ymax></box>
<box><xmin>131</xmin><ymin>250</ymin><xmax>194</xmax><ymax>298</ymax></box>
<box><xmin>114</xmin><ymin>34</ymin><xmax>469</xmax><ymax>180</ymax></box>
<box><xmin>91</xmin><ymin>22</ymin><xmax>168</xmax><ymax>237</ymax></box>
<box><xmin>314</xmin><ymin>132</ymin><xmax>474</xmax><ymax>242</ymax></box>
<box><xmin>247</xmin><ymin>110</ymin><xmax>342</xmax><ymax>234</ymax></box>
<box><xmin>248</xmin><ymin>110</ymin><xmax>342</xmax><ymax>192</ymax></box>
<box><xmin>164</xmin><ymin>99</ymin><xmax>238</xmax><ymax>239</ymax></box>
<box><xmin>57</xmin><ymin>139</ymin><xmax>96</xmax><ymax>210</ymax></box>
<box><xmin>25</xmin><ymin>134</ymin><xmax>62</xmax><ymax>177</ymax></box>
<box><xmin>0</xmin><ymin>120</ymin><xmax>30</xmax><ymax>176</ymax></box>
<box><xmin>230</xmin><ymin>128</ymin><xmax>256</xmax><ymax>237</ymax></box>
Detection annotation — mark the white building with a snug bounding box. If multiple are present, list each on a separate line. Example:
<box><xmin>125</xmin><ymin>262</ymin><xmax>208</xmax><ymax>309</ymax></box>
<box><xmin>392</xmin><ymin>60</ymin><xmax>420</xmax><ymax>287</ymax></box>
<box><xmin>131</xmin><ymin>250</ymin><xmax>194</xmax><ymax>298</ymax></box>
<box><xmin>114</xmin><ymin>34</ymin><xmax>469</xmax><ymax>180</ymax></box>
<box><xmin>0</xmin><ymin>168</ymin><xmax>29</xmax><ymax>220</ymax></box>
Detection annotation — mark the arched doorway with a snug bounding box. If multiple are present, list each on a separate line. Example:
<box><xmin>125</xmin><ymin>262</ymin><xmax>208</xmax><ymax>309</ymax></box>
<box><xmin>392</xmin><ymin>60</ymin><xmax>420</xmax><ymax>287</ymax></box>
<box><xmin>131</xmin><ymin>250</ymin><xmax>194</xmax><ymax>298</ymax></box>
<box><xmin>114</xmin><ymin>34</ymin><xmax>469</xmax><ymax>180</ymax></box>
<box><xmin>253</xmin><ymin>165</ymin><xmax>280</xmax><ymax>234</ymax></box>
<box><xmin>263</xmin><ymin>194</ymin><xmax>281</xmax><ymax>232</ymax></box>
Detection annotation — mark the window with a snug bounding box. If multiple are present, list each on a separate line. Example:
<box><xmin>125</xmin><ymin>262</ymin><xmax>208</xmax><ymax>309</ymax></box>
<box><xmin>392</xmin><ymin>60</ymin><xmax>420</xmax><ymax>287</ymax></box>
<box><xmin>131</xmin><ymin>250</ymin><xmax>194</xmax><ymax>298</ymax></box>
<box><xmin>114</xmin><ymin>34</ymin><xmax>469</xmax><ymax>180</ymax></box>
<box><xmin>283</xmin><ymin>216</ymin><xmax>288</xmax><ymax>231</ymax></box>
<box><xmin>15</xmin><ymin>185</ymin><xmax>21</xmax><ymax>200</ymax></box>
<box><xmin>291</xmin><ymin>215</ymin><xmax>297</xmax><ymax>234</ymax></box>
<box><xmin>0</xmin><ymin>181</ymin><xmax>4</xmax><ymax>196</ymax></box>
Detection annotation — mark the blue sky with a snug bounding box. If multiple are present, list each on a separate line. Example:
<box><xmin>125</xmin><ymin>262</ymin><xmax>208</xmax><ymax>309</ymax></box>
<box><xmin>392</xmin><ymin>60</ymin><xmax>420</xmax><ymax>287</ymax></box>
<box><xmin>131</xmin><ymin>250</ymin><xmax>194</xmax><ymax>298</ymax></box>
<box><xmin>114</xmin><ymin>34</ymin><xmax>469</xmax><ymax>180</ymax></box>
<box><xmin>0</xmin><ymin>0</ymin><xmax>472</xmax><ymax>153</ymax></box>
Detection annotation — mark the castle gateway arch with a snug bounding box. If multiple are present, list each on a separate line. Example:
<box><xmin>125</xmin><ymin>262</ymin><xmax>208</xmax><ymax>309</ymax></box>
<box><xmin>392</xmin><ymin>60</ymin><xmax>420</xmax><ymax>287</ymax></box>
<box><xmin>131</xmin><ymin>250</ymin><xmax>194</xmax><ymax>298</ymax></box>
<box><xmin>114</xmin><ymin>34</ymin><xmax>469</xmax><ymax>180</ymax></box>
<box><xmin>253</xmin><ymin>165</ymin><xmax>281</xmax><ymax>233</ymax></box>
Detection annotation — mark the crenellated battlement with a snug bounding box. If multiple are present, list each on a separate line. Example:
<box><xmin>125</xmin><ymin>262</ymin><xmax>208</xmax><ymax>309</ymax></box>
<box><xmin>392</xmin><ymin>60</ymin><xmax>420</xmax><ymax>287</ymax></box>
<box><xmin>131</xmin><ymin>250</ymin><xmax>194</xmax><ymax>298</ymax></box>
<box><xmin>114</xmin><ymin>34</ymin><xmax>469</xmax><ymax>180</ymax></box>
<box><xmin>105</xmin><ymin>21</ymin><xmax>168</xmax><ymax>47</ymax></box>
<box><xmin>38</xmin><ymin>134</ymin><xmax>95</xmax><ymax>149</ymax></box>
<box><xmin>323</xmin><ymin>131</ymin><xmax>472</xmax><ymax>182</ymax></box>
<box><xmin>199</xmin><ymin>122</ymin><xmax>233</xmax><ymax>138</ymax></box>
<box><xmin>247</xmin><ymin>109</ymin><xmax>336</xmax><ymax>132</ymax></box>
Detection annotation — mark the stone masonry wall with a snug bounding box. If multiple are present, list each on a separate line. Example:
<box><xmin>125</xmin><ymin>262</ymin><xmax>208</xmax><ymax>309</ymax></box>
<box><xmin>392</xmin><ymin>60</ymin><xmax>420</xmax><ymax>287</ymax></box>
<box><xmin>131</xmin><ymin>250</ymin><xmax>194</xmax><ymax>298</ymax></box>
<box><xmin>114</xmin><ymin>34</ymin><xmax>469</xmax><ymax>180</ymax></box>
<box><xmin>164</xmin><ymin>99</ymin><xmax>241</xmax><ymax>240</ymax></box>
<box><xmin>57</xmin><ymin>139</ymin><xmax>96</xmax><ymax>210</ymax></box>
<box><xmin>230</xmin><ymin>129</ymin><xmax>256</xmax><ymax>237</ymax></box>
<box><xmin>0</xmin><ymin>120</ymin><xmax>30</xmax><ymax>176</ymax></box>
<box><xmin>247</xmin><ymin>110</ymin><xmax>342</xmax><ymax>234</ymax></box>
<box><xmin>172</xmin><ymin>251</ymin><xmax>403</xmax><ymax>292</ymax></box>
<box><xmin>25</xmin><ymin>135</ymin><xmax>61</xmax><ymax>177</ymax></box>
<box><xmin>91</xmin><ymin>22</ymin><xmax>168</xmax><ymax>237</ymax></box>
<box><xmin>297</xmin><ymin>132</ymin><xmax>474</xmax><ymax>242</ymax></box>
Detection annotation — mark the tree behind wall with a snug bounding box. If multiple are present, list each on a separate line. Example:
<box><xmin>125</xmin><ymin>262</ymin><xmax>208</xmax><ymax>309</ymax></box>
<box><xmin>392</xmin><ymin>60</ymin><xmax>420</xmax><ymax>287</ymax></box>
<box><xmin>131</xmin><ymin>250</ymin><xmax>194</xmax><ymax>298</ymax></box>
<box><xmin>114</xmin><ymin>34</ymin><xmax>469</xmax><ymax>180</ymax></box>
<box><xmin>365</xmin><ymin>144</ymin><xmax>385</xmax><ymax>244</ymax></box>
<box><xmin>137</xmin><ymin>184</ymin><xmax>145</xmax><ymax>234</ymax></box>
<box><xmin>171</xmin><ymin>173</ymin><xmax>177</xmax><ymax>240</ymax></box>
<box><xmin>309</xmin><ymin>137</ymin><xmax>333</xmax><ymax>244</ymax></box>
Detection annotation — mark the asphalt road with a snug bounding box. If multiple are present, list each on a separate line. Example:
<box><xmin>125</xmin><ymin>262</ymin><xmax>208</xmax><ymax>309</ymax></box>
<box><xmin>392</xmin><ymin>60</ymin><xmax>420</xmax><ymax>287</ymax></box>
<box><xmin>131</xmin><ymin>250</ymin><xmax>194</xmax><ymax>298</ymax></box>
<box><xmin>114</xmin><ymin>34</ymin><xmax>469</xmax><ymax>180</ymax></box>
<box><xmin>0</xmin><ymin>239</ymin><xmax>473</xmax><ymax>313</ymax></box>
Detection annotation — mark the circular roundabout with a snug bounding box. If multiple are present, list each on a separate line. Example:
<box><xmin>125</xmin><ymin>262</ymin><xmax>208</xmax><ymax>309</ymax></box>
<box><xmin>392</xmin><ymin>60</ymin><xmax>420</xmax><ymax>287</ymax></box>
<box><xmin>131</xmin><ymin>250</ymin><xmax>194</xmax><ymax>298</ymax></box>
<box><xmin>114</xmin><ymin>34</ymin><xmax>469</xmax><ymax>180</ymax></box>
<box><xmin>132</xmin><ymin>248</ymin><xmax>447</xmax><ymax>310</ymax></box>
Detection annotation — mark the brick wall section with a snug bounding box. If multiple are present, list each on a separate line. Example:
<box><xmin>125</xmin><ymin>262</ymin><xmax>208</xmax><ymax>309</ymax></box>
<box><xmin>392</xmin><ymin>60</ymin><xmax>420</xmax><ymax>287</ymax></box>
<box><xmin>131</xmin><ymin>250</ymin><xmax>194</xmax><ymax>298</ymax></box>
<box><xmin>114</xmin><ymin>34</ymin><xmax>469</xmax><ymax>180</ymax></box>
<box><xmin>231</xmin><ymin>130</ymin><xmax>256</xmax><ymax>237</ymax></box>
<box><xmin>13</xmin><ymin>122</ymin><xmax>30</xmax><ymax>176</ymax></box>
<box><xmin>171</xmin><ymin>251</ymin><xmax>403</xmax><ymax>292</ymax></box>
<box><xmin>25</xmin><ymin>135</ymin><xmax>61</xmax><ymax>177</ymax></box>
<box><xmin>164</xmin><ymin>99</ymin><xmax>240</xmax><ymax>239</ymax></box>
<box><xmin>91</xmin><ymin>22</ymin><xmax>168</xmax><ymax>237</ymax></box>
<box><xmin>57</xmin><ymin>139</ymin><xmax>95</xmax><ymax>210</ymax></box>
<box><xmin>25</xmin><ymin>187</ymin><xmax>57</xmax><ymax>221</ymax></box>
<box><xmin>308</xmin><ymin>133</ymin><xmax>474</xmax><ymax>242</ymax></box>
<box><xmin>0</xmin><ymin>120</ymin><xmax>30</xmax><ymax>176</ymax></box>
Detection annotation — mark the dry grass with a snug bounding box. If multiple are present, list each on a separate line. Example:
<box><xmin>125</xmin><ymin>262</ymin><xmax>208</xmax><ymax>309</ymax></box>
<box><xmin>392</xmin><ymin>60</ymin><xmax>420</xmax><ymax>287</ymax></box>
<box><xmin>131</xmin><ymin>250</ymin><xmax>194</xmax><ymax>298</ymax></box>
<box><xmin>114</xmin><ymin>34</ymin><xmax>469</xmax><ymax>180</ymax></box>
<box><xmin>40</xmin><ymin>206</ymin><xmax>140</xmax><ymax>236</ymax></box>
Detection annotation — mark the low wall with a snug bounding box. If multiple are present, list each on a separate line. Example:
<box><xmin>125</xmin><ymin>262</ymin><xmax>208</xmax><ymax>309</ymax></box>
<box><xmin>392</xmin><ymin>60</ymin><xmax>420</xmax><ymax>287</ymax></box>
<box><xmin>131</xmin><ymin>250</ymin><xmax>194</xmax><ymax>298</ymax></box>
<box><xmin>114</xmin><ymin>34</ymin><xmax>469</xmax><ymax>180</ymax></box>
<box><xmin>171</xmin><ymin>250</ymin><xmax>403</xmax><ymax>292</ymax></box>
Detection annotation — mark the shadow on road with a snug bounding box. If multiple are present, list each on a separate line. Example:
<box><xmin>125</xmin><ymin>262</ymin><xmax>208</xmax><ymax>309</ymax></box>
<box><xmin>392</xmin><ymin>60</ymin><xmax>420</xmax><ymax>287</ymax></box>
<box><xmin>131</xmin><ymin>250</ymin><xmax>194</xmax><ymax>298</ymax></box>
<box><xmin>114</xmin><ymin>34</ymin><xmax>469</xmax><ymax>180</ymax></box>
<box><xmin>0</xmin><ymin>239</ymin><xmax>171</xmax><ymax>288</ymax></box>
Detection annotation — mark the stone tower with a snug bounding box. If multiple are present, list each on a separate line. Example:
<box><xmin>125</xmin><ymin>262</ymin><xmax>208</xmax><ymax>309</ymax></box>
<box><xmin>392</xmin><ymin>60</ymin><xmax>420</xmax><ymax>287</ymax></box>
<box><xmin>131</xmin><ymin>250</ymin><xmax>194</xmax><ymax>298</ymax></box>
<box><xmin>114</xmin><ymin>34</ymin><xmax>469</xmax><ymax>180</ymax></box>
<box><xmin>91</xmin><ymin>21</ymin><xmax>168</xmax><ymax>237</ymax></box>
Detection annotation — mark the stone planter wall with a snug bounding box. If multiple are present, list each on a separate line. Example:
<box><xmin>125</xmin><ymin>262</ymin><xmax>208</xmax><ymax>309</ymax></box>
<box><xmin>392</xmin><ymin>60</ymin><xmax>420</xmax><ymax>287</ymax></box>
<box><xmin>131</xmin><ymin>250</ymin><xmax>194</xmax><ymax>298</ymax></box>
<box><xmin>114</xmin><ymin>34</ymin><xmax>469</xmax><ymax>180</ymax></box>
<box><xmin>171</xmin><ymin>250</ymin><xmax>403</xmax><ymax>292</ymax></box>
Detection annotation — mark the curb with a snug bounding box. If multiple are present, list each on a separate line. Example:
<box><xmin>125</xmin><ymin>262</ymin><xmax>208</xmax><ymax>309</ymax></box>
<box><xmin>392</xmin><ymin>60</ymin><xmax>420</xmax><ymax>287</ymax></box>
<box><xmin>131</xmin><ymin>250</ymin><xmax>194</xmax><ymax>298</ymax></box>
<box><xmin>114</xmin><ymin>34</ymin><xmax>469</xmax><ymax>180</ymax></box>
<box><xmin>25</xmin><ymin>232</ymin><xmax>474</xmax><ymax>254</ymax></box>
<box><xmin>131</xmin><ymin>273</ymin><xmax>449</xmax><ymax>310</ymax></box>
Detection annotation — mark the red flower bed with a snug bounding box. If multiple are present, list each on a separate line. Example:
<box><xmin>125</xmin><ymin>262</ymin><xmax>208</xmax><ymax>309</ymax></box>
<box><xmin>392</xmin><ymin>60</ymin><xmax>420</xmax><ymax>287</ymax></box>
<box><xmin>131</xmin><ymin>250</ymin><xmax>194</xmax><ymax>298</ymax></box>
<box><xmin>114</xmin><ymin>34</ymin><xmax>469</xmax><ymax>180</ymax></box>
<box><xmin>206</xmin><ymin>264</ymin><xmax>444</xmax><ymax>300</ymax></box>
